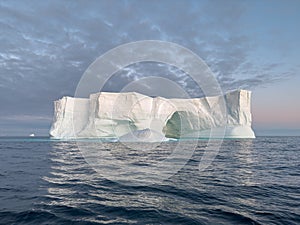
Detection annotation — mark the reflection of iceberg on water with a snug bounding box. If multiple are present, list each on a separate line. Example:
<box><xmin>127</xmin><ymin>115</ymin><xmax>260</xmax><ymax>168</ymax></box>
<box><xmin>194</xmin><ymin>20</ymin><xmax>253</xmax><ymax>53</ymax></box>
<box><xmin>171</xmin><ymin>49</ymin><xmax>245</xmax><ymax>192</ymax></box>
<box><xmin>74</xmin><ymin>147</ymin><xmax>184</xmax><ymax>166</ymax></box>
<box><xmin>49</xmin><ymin>90</ymin><xmax>255</xmax><ymax>141</ymax></box>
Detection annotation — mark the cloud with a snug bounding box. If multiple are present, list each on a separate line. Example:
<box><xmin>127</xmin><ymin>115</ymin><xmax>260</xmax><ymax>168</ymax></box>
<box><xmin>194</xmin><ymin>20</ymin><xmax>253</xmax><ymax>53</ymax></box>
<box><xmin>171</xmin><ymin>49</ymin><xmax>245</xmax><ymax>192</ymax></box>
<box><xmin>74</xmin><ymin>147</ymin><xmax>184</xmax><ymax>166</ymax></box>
<box><xmin>0</xmin><ymin>0</ymin><xmax>298</xmax><ymax>134</ymax></box>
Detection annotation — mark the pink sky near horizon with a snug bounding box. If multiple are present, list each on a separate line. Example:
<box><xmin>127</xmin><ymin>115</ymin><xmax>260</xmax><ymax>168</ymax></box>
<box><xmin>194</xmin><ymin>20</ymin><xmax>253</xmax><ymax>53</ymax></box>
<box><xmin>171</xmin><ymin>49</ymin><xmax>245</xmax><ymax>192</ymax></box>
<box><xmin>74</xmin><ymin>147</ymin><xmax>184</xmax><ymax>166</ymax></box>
<box><xmin>252</xmin><ymin>75</ymin><xmax>300</xmax><ymax>129</ymax></box>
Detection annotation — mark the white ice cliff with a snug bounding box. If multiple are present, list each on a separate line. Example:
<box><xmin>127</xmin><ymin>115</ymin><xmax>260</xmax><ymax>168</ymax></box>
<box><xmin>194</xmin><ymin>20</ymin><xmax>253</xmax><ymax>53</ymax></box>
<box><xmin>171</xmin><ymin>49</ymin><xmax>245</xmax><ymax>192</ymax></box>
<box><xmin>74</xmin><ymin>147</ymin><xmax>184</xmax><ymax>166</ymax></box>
<box><xmin>49</xmin><ymin>90</ymin><xmax>255</xmax><ymax>140</ymax></box>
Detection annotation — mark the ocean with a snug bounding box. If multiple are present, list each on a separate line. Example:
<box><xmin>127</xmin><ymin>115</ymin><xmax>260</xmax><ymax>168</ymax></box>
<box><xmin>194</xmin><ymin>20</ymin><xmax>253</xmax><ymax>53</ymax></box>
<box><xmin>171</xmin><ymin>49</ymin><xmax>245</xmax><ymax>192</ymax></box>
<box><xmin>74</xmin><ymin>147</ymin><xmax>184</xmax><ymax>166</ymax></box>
<box><xmin>0</xmin><ymin>137</ymin><xmax>299</xmax><ymax>224</ymax></box>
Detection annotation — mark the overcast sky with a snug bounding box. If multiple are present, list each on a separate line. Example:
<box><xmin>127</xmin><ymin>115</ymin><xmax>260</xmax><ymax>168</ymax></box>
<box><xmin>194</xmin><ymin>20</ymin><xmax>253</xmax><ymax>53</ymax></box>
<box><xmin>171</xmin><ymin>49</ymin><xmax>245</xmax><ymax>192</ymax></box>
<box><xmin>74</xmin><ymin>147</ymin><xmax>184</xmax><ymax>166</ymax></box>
<box><xmin>0</xmin><ymin>0</ymin><xmax>299</xmax><ymax>136</ymax></box>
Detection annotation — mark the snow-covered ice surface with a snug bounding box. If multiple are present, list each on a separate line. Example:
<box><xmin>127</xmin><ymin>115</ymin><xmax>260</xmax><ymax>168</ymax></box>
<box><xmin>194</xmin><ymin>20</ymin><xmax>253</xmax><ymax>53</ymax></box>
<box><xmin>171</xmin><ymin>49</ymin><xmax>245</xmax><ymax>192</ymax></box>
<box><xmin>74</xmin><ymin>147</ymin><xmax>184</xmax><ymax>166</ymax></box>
<box><xmin>49</xmin><ymin>90</ymin><xmax>255</xmax><ymax>140</ymax></box>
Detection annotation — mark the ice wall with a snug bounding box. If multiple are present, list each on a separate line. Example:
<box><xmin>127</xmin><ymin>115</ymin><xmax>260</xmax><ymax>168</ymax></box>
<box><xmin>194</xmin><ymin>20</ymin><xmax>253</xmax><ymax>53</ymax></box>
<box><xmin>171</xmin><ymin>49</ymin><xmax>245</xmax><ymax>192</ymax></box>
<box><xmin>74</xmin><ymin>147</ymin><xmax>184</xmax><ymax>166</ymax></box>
<box><xmin>49</xmin><ymin>97</ymin><xmax>89</xmax><ymax>138</ymax></box>
<box><xmin>50</xmin><ymin>90</ymin><xmax>255</xmax><ymax>139</ymax></box>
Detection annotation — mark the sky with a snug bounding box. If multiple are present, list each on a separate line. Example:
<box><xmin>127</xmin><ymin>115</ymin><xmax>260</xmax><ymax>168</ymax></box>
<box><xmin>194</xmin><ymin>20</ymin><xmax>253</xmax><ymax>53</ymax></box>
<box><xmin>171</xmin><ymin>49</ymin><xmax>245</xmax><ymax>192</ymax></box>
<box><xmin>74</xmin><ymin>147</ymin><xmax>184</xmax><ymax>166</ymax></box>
<box><xmin>0</xmin><ymin>0</ymin><xmax>299</xmax><ymax>136</ymax></box>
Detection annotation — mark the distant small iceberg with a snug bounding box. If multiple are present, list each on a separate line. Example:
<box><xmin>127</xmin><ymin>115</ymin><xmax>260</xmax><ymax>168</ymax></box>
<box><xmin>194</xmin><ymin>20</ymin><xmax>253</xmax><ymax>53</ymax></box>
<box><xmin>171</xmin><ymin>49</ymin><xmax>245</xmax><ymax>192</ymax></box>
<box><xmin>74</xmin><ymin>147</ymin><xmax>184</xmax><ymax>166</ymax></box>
<box><xmin>29</xmin><ymin>133</ymin><xmax>35</xmax><ymax>137</ymax></box>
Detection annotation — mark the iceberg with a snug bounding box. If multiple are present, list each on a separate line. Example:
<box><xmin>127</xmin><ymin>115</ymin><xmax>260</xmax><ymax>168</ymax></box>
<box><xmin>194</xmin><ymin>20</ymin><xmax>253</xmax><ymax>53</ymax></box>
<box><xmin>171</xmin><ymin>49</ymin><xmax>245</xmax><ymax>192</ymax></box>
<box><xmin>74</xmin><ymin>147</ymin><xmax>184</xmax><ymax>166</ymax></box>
<box><xmin>49</xmin><ymin>90</ymin><xmax>255</xmax><ymax>140</ymax></box>
<box><xmin>119</xmin><ymin>128</ymin><xmax>169</xmax><ymax>142</ymax></box>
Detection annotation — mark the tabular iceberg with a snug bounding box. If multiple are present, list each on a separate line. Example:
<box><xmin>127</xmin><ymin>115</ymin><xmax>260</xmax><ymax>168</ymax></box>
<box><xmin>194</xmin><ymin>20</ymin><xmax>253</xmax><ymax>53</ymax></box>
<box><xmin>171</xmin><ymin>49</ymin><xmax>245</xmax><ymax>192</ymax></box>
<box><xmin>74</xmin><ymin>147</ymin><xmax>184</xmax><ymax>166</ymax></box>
<box><xmin>49</xmin><ymin>90</ymin><xmax>255</xmax><ymax>140</ymax></box>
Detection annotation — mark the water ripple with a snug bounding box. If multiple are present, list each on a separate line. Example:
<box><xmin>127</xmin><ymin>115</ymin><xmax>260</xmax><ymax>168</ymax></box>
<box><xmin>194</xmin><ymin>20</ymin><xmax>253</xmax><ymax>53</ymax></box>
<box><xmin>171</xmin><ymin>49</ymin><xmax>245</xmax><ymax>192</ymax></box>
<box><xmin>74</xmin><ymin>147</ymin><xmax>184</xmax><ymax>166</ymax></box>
<box><xmin>0</xmin><ymin>137</ymin><xmax>300</xmax><ymax>224</ymax></box>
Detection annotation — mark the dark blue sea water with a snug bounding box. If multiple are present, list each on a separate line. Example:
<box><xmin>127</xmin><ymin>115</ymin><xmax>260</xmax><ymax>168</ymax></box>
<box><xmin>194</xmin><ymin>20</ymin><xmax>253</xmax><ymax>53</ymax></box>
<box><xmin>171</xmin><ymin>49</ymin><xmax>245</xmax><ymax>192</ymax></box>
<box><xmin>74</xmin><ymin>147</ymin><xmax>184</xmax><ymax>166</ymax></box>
<box><xmin>0</xmin><ymin>137</ymin><xmax>299</xmax><ymax>224</ymax></box>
